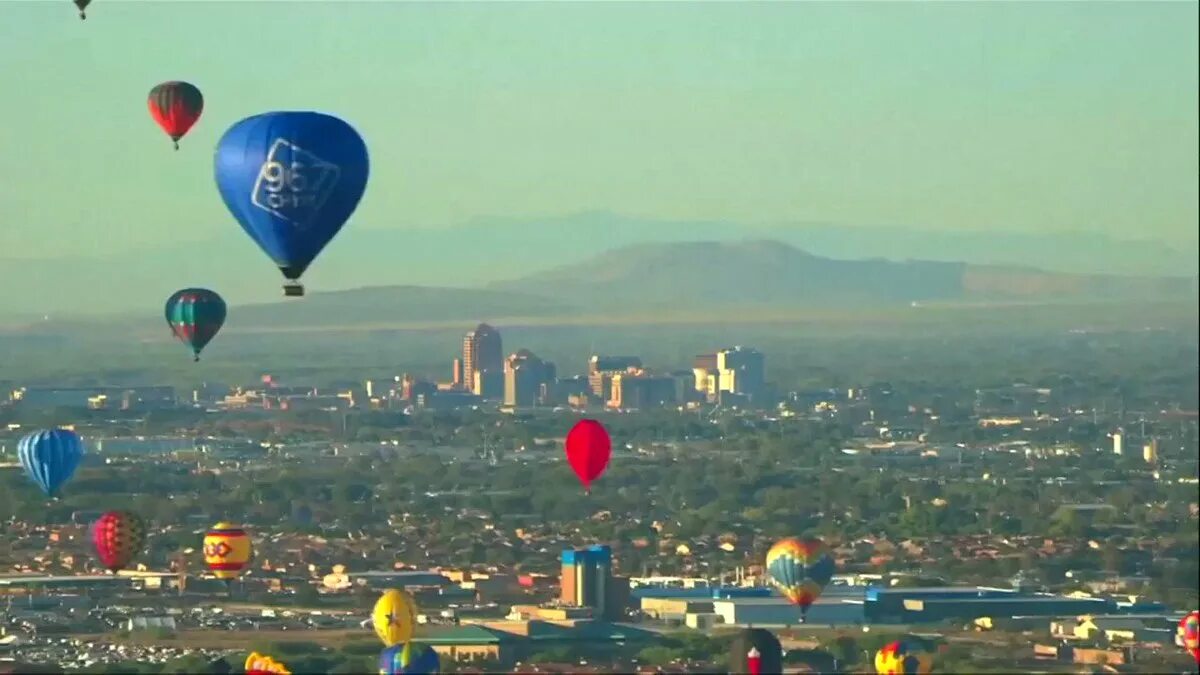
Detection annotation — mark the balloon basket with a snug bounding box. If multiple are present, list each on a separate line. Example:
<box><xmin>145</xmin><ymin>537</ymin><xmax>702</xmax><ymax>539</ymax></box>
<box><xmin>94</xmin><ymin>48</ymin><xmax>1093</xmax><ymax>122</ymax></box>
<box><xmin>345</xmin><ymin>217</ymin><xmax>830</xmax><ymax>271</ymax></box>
<box><xmin>283</xmin><ymin>282</ymin><xmax>305</xmax><ymax>297</ymax></box>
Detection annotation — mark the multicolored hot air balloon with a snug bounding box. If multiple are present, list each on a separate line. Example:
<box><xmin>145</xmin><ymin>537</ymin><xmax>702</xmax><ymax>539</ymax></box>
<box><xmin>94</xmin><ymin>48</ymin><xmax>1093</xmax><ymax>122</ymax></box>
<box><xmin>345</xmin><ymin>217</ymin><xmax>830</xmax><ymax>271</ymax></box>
<box><xmin>373</xmin><ymin>589</ymin><xmax>417</xmax><ymax>647</ymax></box>
<box><xmin>203</xmin><ymin>522</ymin><xmax>252</xmax><ymax>581</ymax></box>
<box><xmin>379</xmin><ymin>642</ymin><xmax>440</xmax><ymax>674</ymax></box>
<box><xmin>164</xmin><ymin>288</ymin><xmax>226</xmax><ymax>362</ymax></box>
<box><xmin>765</xmin><ymin>537</ymin><xmax>834</xmax><ymax>620</ymax></box>
<box><xmin>727</xmin><ymin>628</ymin><xmax>782</xmax><ymax>675</ymax></box>
<box><xmin>148</xmin><ymin>82</ymin><xmax>204</xmax><ymax>150</ymax></box>
<box><xmin>73</xmin><ymin>0</ymin><xmax>90</xmax><ymax>20</ymax></box>
<box><xmin>1179</xmin><ymin>611</ymin><xmax>1200</xmax><ymax>664</ymax></box>
<box><xmin>214</xmin><ymin>111</ymin><xmax>370</xmax><ymax>297</ymax></box>
<box><xmin>875</xmin><ymin>639</ymin><xmax>933</xmax><ymax>674</ymax></box>
<box><xmin>17</xmin><ymin>428</ymin><xmax>84</xmax><ymax>497</ymax></box>
<box><xmin>245</xmin><ymin>652</ymin><xmax>291</xmax><ymax>675</ymax></box>
<box><xmin>91</xmin><ymin>511</ymin><xmax>146</xmax><ymax>573</ymax></box>
<box><xmin>564</xmin><ymin>419</ymin><xmax>611</xmax><ymax>494</ymax></box>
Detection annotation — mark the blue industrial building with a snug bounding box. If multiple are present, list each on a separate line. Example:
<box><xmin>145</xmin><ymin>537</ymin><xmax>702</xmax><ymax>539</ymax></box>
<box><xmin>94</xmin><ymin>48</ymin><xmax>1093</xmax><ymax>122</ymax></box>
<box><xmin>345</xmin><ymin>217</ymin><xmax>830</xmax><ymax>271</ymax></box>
<box><xmin>863</xmin><ymin>586</ymin><xmax>1115</xmax><ymax>624</ymax></box>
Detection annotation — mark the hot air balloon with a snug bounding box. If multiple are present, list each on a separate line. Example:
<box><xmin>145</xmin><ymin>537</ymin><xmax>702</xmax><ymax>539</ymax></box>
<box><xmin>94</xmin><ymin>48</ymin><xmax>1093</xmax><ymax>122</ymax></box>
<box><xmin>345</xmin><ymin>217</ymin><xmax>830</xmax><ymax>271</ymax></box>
<box><xmin>875</xmin><ymin>639</ymin><xmax>933</xmax><ymax>674</ymax></box>
<box><xmin>765</xmin><ymin>537</ymin><xmax>834</xmax><ymax>620</ymax></box>
<box><xmin>17</xmin><ymin>428</ymin><xmax>84</xmax><ymax>497</ymax></box>
<box><xmin>564</xmin><ymin>419</ymin><xmax>611</xmax><ymax>494</ymax></box>
<box><xmin>245</xmin><ymin>652</ymin><xmax>291</xmax><ymax>675</ymax></box>
<box><xmin>373</xmin><ymin>589</ymin><xmax>417</xmax><ymax>647</ymax></box>
<box><xmin>203</xmin><ymin>522</ymin><xmax>252</xmax><ymax>581</ymax></box>
<box><xmin>727</xmin><ymin>628</ymin><xmax>782</xmax><ymax>675</ymax></box>
<box><xmin>214</xmin><ymin>111</ymin><xmax>370</xmax><ymax>297</ymax></box>
<box><xmin>73</xmin><ymin>0</ymin><xmax>90</xmax><ymax>20</ymax></box>
<box><xmin>1179</xmin><ymin>611</ymin><xmax>1200</xmax><ymax>664</ymax></box>
<box><xmin>379</xmin><ymin>642</ymin><xmax>440</xmax><ymax>674</ymax></box>
<box><xmin>148</xmin><ymin>82</ymin><xmax>204</xmax><ymax>150</ymax></box>
<box><xmin>91</xmin><ymin>511</ymin><xmax>147</xmax><ymax>573</ymax></box>
<box><xmin>164</xmin><ymin>288</ymin><xmax>226</xmax><ymax>362</ymax></box>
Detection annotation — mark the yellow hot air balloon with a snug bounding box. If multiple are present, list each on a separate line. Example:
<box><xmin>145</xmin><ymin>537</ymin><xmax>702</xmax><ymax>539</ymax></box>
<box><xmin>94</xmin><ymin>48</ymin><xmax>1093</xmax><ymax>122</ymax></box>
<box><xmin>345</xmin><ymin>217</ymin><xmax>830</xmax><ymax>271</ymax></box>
<box><xmin>203</xmin><ymin>522</ymin><xmax>252</xmax><ymax>581</ymax></box>
<box><xmin>373</xmin><ymin>589</ymin><xmax>417</xmax><ymax>647</ymax></box>
<box><xmin>875</xmin><ymin>639</ymin><xmax>933</xmax><ymax>674</ymax></box>
<box><xmin>245</xmin><ymin>651</ymin><xmax>291</xmax><ymax>675</ymax></box>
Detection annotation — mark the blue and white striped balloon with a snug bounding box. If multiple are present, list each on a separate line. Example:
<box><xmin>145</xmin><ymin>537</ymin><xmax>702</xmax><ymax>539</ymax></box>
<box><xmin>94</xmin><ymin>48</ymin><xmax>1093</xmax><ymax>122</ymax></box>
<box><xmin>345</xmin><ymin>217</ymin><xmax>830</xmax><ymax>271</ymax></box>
<box><xmin>17</xmin><ymin>429</ymin><xmax>85</xmax><ymax>497</ymax></box>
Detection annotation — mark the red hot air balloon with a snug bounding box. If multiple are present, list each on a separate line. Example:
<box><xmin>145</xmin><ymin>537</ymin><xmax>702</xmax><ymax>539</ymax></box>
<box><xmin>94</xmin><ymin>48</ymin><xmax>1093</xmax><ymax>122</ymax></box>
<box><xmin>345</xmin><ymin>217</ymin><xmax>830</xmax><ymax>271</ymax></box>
<box><xmin>148</xmin><ymin>81</ymin><xmax>204</xmax><ymax>150</ymax></box>
<box><xmin>90</xmin><ymin>511</ymin><xmax>147</xmax><ymax>572</ymax></box>
<box><xmin>1180</xmin><ymin>611</ymin><xmax>1200</xmax><ymax>664</ymax></box>
<box><xmin>565</xmin><ymin>419</ymin><xmax>611</xmax><ymax>494</ymax></box>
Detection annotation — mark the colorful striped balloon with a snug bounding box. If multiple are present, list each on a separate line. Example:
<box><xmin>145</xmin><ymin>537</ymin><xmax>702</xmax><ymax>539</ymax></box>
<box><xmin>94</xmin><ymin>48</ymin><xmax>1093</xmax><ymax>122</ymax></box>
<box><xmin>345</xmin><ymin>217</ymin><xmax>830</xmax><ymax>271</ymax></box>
<box><xmin>164</xmin><ymin>288</ymin><xmax>226</xmax><ymax>362</ymax></box>
<box><xmin>203</xmin><ymin>522</ymin><xmax>252</xmax><ymax>581</ymax></box>
<box><xmin>91</xmin><ymin>511</ymin><xmax>147</xmax><ymax>572</ymax></box>
<box><xmin>1179</xmin><ymin>611</ymin><xmax>1200</xmax><ymax>664</ymax></box>
<box><xmin>764</xmin><ymin>537</ymin><xmax>835</xmax><ymax>617</ymax></box>
<box><xmin>875</xmin><ymin>640</ymin><xmax>933</xmax><ymax>674</ymax></box>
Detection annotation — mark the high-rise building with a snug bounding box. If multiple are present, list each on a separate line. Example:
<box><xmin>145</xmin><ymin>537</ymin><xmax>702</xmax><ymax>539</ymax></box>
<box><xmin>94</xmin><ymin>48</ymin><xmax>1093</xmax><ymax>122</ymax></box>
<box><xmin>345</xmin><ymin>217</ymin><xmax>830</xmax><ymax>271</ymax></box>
<box><xmin>609</xmin><ymin>370</ymin><xmax>684</xmax><ymax>410</ymax></box>
<box><xmin>451</xmin><ymin>358</ymin><xmax>463</xmax><ymax>389</ymax></box>
<box><xmin>716</xmin><ymin>346</ymin><xmax>765</xmax><ymax>403</ymax></box>
<box><xmin>504</xmin><ymin>349</ymin><xmax>556</xmax><ymax>407</ymax></box>
<box><xmin>588</xmin><ymin>355</ymin><xmax>643</xmax><ymax>401</ymax></box>
<box><xmin>1142</xmin><ymin>438</ymin><xmax>1157</xmax><ymax>464</ymax></box>
<box><xmin>692</xmin><ymin>348</ymin><xmax>765</xmax><ymax>404</ymax></box>
<box><xmin>560</xmin><ymin>545</ymin><xmax>628</xmax><ymax>620</ymax></box>
<box><xmin>1112</xmin><ymin>429</ymin><xmax>1124</xmax><ymax>456</ymax></box>
<box><xmin>462</xmin><ymin>323</ymin><xmax>503</xmax><ymax>397</ymax></box>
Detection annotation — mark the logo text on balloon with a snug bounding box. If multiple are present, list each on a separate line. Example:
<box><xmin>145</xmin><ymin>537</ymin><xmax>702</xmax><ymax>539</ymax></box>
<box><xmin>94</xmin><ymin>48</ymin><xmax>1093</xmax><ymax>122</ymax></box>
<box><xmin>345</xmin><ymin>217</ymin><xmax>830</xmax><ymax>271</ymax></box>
<box><xmin>251</xmin><ymin>139</ymin><xmax>342</xmax><ymax>227</ymax></box>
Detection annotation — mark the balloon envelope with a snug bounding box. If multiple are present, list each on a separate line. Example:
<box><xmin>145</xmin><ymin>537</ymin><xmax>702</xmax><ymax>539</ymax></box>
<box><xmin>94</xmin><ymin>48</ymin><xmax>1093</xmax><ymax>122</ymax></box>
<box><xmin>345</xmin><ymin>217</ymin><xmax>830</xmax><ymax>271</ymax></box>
<box><xmin>765</xmin><ymin>537</ymin><xmax>835</xmax><ymax>614</ymax></box>
<box><xmin>148</xmin><ymin>81</ymin><xmax>203</xmax><ymax>148</ymax></box>
<box><xmin>727</xmin><ymin>628</ymin><xmax>782</xmax><ymax>675</ymax></box>
<box><xmin>164</xmin><ymin>288</ymin><xmax>226</xmax><ymax>361</ymax></box>
<box><xmin>17</xmin><ymin>428</ymin><xmax>84</xmax><ymax>496</ymax></box>
<box><xmin>245</xmin><ymin>652</ymin><xmax>291</xmax><ymax>675</ymax></box>
<box><xmin>1180</xmin><ymin>611</ymin><xmax>1200</xmax><ymax>664</ymax></box>
<box><xmin>214</xmin><ymin>111</ymin><xmax>369</xmax><ymax>293</ymax></box>
<box><xmin>74</xmin><ymin>0</ymin><xmax>90</xmax><ymax>19</ymax></box>
<box><xmin>875</xmin><ymin>640</ymin><xmax>933</xmax><ymax>674</ymax></box>
<box><xmin>203</xmin><ymin>522</ymin><xmax>252</xmax><ymax>580</ymax></box>
<box><xmin>564</xmin><ymin>419</ymin><xmax>611</xmax><ymax>492</ymax></box>
<box><xmin>91</xmin><ymin>510</ymin><xmax>147</xmax><ymax>572</ymax></box>
<box><xmin>379</xmin><ymin>643</ymin><xmax>440</xmax><ymax>674</ymax></box>
<box><xmin>373</xmin><ymin>589</ymin><xmax>417</xmax><ymax>647</ymax></box>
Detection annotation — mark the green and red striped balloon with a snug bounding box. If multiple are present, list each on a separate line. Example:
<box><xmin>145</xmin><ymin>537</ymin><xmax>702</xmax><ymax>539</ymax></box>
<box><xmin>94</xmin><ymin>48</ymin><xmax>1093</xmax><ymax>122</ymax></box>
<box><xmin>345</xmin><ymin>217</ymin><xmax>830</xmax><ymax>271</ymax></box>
<box><xmin>91</xmin><ymin>511</ymin><xmax>146</xmax><ymax>573</ymax></box>
<box><xmin>165</xmin><ymin>288</ymin><xmax>226</xmax><ymax>362</ymax></box>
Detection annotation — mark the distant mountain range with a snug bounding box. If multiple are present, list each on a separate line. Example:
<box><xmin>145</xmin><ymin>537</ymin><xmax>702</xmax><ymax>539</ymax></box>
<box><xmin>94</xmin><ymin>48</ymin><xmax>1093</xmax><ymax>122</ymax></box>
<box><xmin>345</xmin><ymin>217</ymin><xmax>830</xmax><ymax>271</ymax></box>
<box><xmin>97</xmin><ymin>239</ymin><xmax>1191</xmax><ymax>332</ymax></box>
<box><xmin>0</xmin><ymin>211</ymin><xmax>1195</xmax><ymax>317</ymax></box>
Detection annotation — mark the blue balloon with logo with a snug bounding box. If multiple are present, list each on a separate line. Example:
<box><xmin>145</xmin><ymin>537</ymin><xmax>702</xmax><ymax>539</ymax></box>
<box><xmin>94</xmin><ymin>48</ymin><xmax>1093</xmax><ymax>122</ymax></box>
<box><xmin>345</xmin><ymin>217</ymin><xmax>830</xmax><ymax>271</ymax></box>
<box><xmin>379</xmin><ymin>643</ymin><xmax>440</xmax><ymax>674</ymax></box>
<box><xmin>17</xmin><ymin>429</ymin><xmax>85</xmax><ymax>497</ymax></box>
<box><xmin>214</xmin><ymin>111</ymin><xmax>370</xmax><ymax>297</ymax></box>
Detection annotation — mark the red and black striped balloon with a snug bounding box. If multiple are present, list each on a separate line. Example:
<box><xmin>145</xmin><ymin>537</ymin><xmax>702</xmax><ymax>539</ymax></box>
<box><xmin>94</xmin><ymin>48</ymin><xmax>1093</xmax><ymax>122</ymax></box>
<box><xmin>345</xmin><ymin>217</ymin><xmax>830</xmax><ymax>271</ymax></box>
<box><xmin>148</xmin><ymin>81</ymin><xmax>204</xmax><ymax>150</ymax></box>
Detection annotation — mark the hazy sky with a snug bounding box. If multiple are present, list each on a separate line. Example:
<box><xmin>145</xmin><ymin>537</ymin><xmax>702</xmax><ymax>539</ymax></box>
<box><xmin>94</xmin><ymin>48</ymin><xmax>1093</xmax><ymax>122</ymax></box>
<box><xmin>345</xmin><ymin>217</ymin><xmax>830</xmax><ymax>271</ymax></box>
<box><xmin>0</xmin><ymin>0</ymin><xmax>1196</xmax><ymax>260</ymax></box>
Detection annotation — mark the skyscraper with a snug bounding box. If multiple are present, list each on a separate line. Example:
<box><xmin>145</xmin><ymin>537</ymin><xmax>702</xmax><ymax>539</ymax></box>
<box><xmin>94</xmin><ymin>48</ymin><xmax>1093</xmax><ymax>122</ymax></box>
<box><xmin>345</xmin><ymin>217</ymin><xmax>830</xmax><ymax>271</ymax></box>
<box><xmin>462</xmin><ymin>323</ymin><xmax>503</xmax><ymax>396</ymax></box>
<box><xmin>504</xmin><ymin>349</ymin><xmax>555</xmax><ymax>407</ymax></box>
<box><xmin>560</xmin><ymin>545</ymin><xmax>628</xmax><ymax>620</ymax></box>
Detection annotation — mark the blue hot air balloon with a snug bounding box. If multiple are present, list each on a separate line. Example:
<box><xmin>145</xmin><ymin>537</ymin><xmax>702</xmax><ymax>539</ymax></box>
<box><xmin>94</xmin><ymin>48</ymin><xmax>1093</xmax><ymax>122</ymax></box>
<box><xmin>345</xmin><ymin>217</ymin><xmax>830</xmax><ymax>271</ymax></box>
<box><xmin>379</xmin><ymin>643</ymin><xmax>440</xmax><ymax>674</ymax></box>
<box><xmin>17</xmin><ymin>429</ymin><xmax>85</xmax><ymax>497</ymax></box>
<box><xmin>214</xmin><ymin>111</ymin><xmax>369</xmax><ymax>297</ymax></box>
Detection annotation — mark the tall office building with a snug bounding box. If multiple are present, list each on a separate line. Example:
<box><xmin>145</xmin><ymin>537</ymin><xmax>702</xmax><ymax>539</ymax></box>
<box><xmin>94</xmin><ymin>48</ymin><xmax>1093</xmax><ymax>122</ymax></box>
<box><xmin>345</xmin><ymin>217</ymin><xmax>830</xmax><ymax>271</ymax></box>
<box><xmin>692</xmin><ymin>347</ymin><xmax>766</xmax><ymax>404</ymax></box>
<box><xmin>504</xmin><ymin>349</ymin><xmax>555</xmax><ymax>407</ymax></box>
<box><xmin>560</xmin><ymin>545</ymin><xmax>628</xmax><ymax>620</ymax></box>
<box><xmin>462</xmin><ymin>323</ymin><xmax>503</xmax><ymax>397</ymax></box>
<box><xmin>1112</xmin><ymin>429</ymin><xmax>1124</xmax><ymax>456</ymax></box>
<box><xmin>588</xmin><ymin>355</ymin><xmax>642</xmax><ymax>401</ymax></box>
